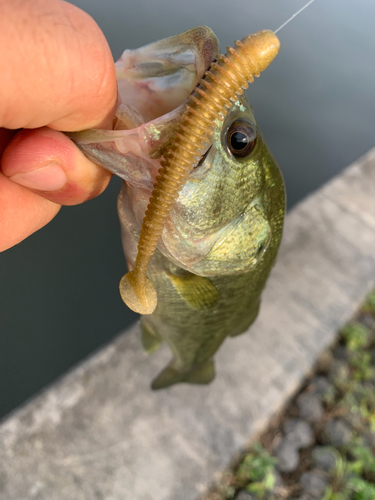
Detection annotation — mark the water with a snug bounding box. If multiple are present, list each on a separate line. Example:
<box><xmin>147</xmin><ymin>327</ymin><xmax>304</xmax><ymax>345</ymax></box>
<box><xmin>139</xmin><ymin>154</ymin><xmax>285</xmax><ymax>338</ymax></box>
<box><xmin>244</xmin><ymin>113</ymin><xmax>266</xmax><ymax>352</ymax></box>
<box><xmin>1</xmin><ymin>0</ymin><xmax>375</xmax><ymax>418</ymax></box>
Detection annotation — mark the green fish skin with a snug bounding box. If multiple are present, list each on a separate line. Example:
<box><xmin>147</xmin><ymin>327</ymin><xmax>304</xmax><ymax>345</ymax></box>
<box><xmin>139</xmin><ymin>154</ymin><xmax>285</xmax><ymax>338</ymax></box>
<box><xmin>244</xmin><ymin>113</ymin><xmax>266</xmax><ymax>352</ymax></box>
<box><xmin>141</xmin><ymin>98</ymin><xmax>285</xmax><ymax>389</ymax></box>
<box><xmin>69</xmin><ymin>27</ymin><xmax>285</xmax><ymax>389</ymax></box>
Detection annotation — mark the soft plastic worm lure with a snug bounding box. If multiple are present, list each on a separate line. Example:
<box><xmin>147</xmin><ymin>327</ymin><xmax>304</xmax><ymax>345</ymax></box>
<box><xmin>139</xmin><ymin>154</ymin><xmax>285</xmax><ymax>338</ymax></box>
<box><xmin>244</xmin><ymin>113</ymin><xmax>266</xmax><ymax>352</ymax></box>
<box><xmin>120</xmin><ymin>29</ymin><xmax>280</xmax><ymax>314</ymax></box>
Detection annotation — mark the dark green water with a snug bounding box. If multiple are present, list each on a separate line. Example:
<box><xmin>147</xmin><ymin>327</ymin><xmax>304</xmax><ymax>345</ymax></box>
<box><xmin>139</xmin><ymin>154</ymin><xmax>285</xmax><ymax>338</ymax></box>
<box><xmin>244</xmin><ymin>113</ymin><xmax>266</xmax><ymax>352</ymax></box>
<box><xmin>1</xmin><ymin>0</ymin><xmax>375</xmax><ymax>419</ymax></box>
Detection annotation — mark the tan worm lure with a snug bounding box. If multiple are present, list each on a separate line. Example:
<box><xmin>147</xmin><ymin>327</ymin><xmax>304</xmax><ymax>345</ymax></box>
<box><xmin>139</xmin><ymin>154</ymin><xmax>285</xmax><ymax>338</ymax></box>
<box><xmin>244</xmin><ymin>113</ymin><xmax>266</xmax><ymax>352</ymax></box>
<box><xmin>119</xmin><ymin>29</ymin><xmax>280</xmax><ymax>314</ymax></box>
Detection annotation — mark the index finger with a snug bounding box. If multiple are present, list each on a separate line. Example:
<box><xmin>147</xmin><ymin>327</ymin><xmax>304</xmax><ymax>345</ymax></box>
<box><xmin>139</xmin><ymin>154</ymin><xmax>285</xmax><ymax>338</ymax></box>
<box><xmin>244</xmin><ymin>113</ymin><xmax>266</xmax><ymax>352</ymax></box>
<box><xmin>0</xmin><ymin>0</ymin><xmax>117</xmax><ymax>131</ymax></box>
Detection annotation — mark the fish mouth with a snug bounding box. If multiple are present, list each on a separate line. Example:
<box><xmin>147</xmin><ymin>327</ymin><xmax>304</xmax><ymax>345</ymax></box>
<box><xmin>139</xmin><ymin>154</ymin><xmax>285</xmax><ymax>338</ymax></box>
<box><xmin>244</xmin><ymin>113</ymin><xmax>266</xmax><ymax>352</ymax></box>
<box><xmin>195</xmin><ymin>145</ymin><xmax>212</xmax><ymax>169</ymax></box>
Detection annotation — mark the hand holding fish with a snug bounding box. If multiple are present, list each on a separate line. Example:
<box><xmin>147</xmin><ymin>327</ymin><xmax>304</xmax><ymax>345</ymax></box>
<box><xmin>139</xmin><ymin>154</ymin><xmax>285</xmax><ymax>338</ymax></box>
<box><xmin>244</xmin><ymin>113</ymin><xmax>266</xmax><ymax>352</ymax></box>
<box><xmin>0</xmin><ymin>0</ymin><xmax>117</xmax><ymax>252</ymax></box>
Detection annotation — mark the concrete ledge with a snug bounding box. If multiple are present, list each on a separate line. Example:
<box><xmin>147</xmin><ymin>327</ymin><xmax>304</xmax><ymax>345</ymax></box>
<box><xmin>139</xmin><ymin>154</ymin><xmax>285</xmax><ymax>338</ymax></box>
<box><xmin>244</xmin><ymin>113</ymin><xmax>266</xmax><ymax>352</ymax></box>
<box><xmin>1</xmin><ymin>148</ymin><xmax>375</xmax><ymax>500</ymax></box>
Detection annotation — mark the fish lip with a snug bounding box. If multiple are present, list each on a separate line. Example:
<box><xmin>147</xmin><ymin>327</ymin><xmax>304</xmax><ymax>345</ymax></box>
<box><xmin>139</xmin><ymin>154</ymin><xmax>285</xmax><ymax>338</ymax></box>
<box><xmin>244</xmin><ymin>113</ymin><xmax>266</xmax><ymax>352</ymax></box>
<box><xmin>194</xmin><ymin>145</ymin><xmax>212</xmax><ymax>169</ymax></box>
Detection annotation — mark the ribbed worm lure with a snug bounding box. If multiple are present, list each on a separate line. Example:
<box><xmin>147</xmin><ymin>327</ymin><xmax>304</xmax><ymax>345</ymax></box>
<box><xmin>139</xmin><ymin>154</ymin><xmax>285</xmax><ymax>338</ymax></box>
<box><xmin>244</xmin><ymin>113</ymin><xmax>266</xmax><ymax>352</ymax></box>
<box><xmin>121</xmin><ymin>30</ymin><xmax>280</xmax><ymax>314</ymax></box>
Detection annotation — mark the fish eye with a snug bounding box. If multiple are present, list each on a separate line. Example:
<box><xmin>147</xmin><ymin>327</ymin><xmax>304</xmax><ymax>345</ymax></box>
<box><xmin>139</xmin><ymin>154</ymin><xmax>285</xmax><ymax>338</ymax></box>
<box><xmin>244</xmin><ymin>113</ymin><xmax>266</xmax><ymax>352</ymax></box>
<box><xmin>227</xmin><ymin>120</ymin><xmax>257</xmax><ymax>158</ymax></box>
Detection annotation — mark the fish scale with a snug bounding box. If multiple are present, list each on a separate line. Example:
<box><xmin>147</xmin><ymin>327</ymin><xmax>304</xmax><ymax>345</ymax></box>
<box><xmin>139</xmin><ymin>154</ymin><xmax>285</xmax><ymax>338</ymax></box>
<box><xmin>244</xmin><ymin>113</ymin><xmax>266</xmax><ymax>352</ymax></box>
<box><xmin>139</xmin><ymin>119</ymin><xmax>285</xmax><ymax>388</ymax></box>
<box><xmin>69</xmin><ymin>27</ymin><xmax>285</xmax><ymax>389</ymax></box>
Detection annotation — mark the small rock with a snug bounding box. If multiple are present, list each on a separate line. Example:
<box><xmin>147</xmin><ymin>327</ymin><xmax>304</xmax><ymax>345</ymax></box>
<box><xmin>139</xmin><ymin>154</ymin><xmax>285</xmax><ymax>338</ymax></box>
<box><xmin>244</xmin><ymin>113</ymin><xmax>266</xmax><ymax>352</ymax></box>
<box><xmin>235</xmin><ymin>491</ymin><xmax>255</xmax><ymax>500</ymax></box>
<box><xmin>297</xmin><ymin>393</ymin><xmax>324</xmax><ymax>423</ymax></box>
<box><xmin>332</xmin><ymin>344</ymin><xmax>348</xmax><ymax>361</ymax></box>
<box><xmin>312</xmin><ymin>446</ymin><xmax>337</xmax><ymax>471</ymax></box>
<box><xmin>283</xmin><ymin>419</ymin><xmax>315</xmax><ymax>448</ymax></box>
<box><xmin>328</xmin><ymin>360</ymin><xmax>350</xmax><ymax>384</ymax></box>
<box><xmin>272</xmin><ymin>469</ymin><xmax>283</xmax><ymax>490</ymax></box>
<box><xmin>274</xmin><ymin>438</ymin><xmax>300</xmax><ymax>472</ymax></box>
<box><xmin>273</xmin><ymin>470</ymin><xmax>284</xmax><ymax>488</ymax></box>
<box><xmin>361</xmin><ymin>431</ymin><xmax>375</xmax><ymax>449</ymax></box>
<box><xmin>309</xmin><ymin>376</ymin><xmax>332</xmax><ymax>397</ymax></box>
<box><xmin>323</xmin><ymin>419</ymin><xmax>352</xmax><ymax>447</ymax></box>
<box><xmin>300</xmin><ymin>471</ymin><xmax>328</xmax><ymax>499</ymax></box>
<box><xmin>357</xmin><ymin>313</ymin><xmax>375</xmax><ymax>331</ymax></box>
<box><xmin>344</xmin><ymin>410</ymin><xmax>363</xmax><ymax>429</ymax></box>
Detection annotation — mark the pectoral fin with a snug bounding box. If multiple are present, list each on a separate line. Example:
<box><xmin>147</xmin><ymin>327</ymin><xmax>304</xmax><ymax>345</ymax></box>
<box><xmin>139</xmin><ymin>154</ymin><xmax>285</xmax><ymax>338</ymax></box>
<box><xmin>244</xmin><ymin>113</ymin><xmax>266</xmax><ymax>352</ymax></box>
<box><xmin>168</xmin><ymin>272</ymin><xmax>220</xmax><ymax>310</ymax></box>
<box><xmin>151</xmin><ymin>359</ymin><xmax>215</xmax><ymax>390</ymax></box>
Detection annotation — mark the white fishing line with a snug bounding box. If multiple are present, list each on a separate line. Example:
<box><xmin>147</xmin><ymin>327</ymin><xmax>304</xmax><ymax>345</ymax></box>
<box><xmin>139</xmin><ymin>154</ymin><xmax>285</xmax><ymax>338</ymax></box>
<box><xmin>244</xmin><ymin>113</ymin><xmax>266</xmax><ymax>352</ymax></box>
<box><xmin>274</xmin><ymin>0</ymin><xmax>317</xmax><ymax>34</ymax></box>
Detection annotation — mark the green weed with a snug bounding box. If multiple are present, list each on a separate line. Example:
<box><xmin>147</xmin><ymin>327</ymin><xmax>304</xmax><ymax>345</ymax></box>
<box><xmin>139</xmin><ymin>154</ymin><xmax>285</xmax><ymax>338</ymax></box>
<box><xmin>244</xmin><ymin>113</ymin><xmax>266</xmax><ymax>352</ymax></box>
<box><xmin>341</xmin><ymin>323</ymin><xmax>370</xmax><ymax>351</ymax></box>
<box><xmin>361</xmin><ymin>290</ymin><xmax>375</xmax><ymax>315</ymax></box>
<box><xmin>236</xmin><ymin>444</ymin><xmax>278</xmax><ymax>498</ymax></box>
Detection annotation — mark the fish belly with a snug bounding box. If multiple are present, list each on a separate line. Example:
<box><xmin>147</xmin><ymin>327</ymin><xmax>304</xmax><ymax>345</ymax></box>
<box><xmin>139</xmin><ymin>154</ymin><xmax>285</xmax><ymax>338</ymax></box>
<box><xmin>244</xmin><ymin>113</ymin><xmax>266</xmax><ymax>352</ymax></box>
<box><xmin>140</xmin><ymin>250</ymin><xmax>266</xmax><ymax>389</ymax></box>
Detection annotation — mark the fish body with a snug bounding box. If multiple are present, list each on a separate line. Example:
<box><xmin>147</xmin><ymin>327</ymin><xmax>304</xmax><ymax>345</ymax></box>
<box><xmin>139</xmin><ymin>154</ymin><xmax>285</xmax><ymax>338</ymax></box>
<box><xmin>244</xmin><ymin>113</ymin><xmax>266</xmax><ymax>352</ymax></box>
<box><xmin>70</xmin><ymin>27</ymin><xmax>285</xmax><ymax>389</ymax></box>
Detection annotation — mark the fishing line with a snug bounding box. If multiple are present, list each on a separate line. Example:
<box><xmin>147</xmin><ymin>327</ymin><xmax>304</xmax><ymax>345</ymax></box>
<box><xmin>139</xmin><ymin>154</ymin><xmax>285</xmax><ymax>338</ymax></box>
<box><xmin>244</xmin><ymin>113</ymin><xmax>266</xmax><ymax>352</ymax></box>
<box><xmin>274</xmin><ymin>0</ymin><xmax>317</xmax><ymax>34</ymax></box>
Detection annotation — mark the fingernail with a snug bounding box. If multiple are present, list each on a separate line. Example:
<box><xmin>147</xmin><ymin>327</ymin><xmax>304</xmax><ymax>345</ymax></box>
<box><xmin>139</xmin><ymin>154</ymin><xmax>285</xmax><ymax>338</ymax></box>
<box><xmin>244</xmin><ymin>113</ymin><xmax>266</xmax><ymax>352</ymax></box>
<box><xmin>10</xmin><ymin>163</ymin><xmax>67</xmax><ymax>191</ymax></box>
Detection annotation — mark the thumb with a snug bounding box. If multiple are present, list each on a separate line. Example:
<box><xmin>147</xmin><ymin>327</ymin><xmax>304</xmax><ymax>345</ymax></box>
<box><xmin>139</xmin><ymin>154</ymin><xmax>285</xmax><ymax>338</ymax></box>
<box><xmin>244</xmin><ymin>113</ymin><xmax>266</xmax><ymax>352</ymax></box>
<box><xmin>2</xmin><ymin>127</ymin><xmax>111</xmax><ymax>206</ymax></box>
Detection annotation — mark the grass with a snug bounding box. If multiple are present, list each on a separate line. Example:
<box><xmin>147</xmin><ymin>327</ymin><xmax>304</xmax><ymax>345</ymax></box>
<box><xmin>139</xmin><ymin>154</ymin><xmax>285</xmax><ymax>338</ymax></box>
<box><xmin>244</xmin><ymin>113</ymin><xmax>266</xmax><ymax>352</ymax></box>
<box><xmin>202</xmin><ymin>290</ymin><xmax>375</xmax><ymax>500</ymax></box>
<box><xmin>322</xmin><ymin>303</ymin><xmax>375</xmax><ymax>500</ymax></box>
<box><xmin>202</xmin><ymin>443</ymin><xmax>280</xmax><ymax>499</ymax></box>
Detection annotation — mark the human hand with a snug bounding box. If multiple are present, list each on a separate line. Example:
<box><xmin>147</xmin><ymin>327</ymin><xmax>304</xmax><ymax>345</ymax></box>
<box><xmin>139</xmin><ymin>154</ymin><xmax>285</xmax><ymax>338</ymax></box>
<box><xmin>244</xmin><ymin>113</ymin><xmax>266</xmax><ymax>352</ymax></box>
<box><xmin>0</xmin><ymin>0</ymin><xmax>117</xmax><ymax>252</ymax></box>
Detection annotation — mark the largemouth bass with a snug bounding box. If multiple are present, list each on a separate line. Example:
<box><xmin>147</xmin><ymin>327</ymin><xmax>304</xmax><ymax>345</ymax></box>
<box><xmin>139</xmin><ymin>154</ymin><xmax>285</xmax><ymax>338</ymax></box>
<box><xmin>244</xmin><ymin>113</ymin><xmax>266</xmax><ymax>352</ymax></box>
<box><xmin>69</xmin><ymin>26</ymin><xmax>285</xmax><ymax>389</ymax></box>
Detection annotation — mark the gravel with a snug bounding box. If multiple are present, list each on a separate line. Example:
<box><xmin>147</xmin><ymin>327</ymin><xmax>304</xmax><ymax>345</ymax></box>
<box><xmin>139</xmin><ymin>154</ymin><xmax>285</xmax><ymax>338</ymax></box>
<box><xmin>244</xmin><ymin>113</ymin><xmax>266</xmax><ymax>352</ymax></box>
<box><xmin>357</xmin><ymin>313</ymin><xmax>375</xmax><ymax>330</ymax></box>
<box><xmin>275</xmin><ymin>419</ymin><xmax>315</xmax><ymax>472</ymax></box>
<box><xmin>272</xmin><ymin>469</ymin><xmax>283</xmax><ymax>490</ymax></box>
<box><xmin>309</xmin><ymin>376</ymin><xmax>332</xmax><ymax>396</ymax></box>
<box><xmin>296</xmin><ymin>393</ymin><xmax>324</xmax><ymax>423</ymax></box>
<box><xmin>323</xmin><ymin>419</ymin><xmax>352</xmax><ymax>447</ymax></box>
<box><xmin>300</xmin><ymin>471</ymin><xmax>329</xmax><ymax>498</ymax></box>
<box><xmin>283</xmin><ymin>419</ymin><xmax>314</xmax><ymax>449</ymax></box>
<box><xmin>274</xmin><ymin>438</ymin><xmax>300</xmax><ymax>473</ymax></box>
<box><xmin>328</xmin><ymin>359</ymin><xmax>350</xmax><ymax>383</ymax></box>
<box><xmin>204</xmin><ymin>295</ymin><xmax>375</xmax><ymax>500</ymax></box>
<box><xmin>332</xmin><ymin>344</ymin><xmax>348</xmax><ymax>361</ymax></box>
<box><xmin>362</xmin><ymin>430</ymin><xmax>375</xmax><ymax>449</ymax></box>
<box><xmin>234</xmin><ymin>491</ymin><xmax>255</xmax><ymax>500</ymax></box>
<box><xmin>311</xmin><ymin>446</ymin><xmax>337</xmax><ymax>471</ymax></box>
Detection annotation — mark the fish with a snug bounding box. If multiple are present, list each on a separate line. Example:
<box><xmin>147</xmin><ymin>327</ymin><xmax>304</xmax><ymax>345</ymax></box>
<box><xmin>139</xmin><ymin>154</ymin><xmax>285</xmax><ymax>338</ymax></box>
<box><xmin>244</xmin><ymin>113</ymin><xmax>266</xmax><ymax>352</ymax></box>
<box><xmin>68</xmin><ymin>26</ymin><xmax>285</xmax><ymax>389</ymax></box>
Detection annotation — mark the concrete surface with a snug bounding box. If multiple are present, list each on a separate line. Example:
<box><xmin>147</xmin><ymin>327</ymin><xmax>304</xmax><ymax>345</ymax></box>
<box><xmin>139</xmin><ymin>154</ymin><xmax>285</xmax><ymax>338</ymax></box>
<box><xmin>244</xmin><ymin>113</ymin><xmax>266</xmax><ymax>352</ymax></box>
<box><xmin>1</xmin><ymin>147</ymin><xmax>375</xmax><ymax>500</ymax></box>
